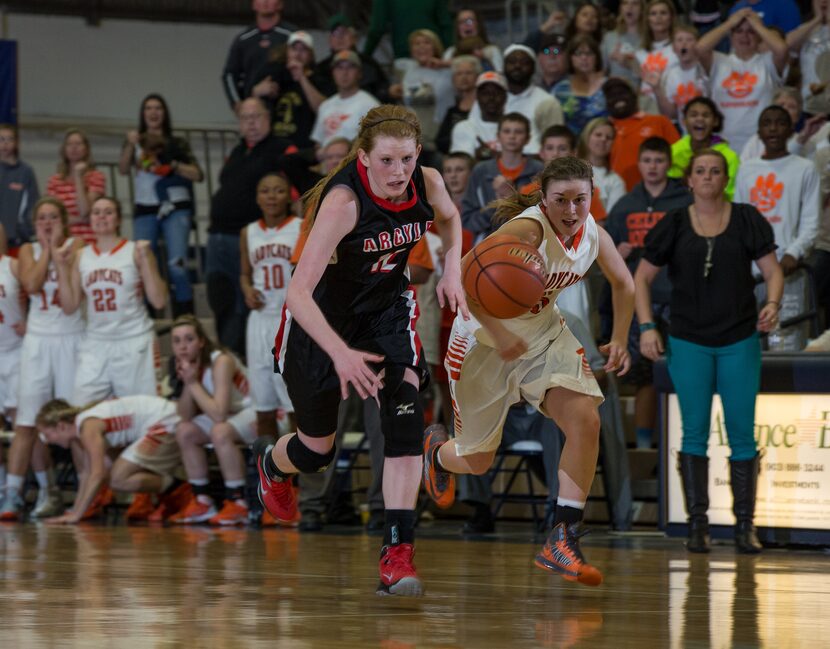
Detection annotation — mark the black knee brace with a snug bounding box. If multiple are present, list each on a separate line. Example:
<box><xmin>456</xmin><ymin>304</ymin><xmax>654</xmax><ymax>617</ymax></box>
<box><xmin>380</xmin><ymin>369</ymin><xmax>424</xmax><ymax>458</ymax></box>
<box><xmin>286</xmin><ymin>435</ymin><xmax>336</xmax><ymax>473</ymax></box>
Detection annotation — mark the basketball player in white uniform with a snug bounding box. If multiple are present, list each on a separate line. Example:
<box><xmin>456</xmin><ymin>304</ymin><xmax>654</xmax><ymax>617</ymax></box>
<box><xmin>1</xmin><ymin>199</ymin><xmax>86</xmax><ymax>521</ymax></box>
<box><xmin>167</xmin><ymin>315</ymin><xmax>259</xmax><ymax>526</ymax></box>
<box><xmin>54</xmin><ymin>197</ymin><xmax>167</xmax><ymax>402</ymax></box>
<box><xmin>240</xmin><ymin>173</ymin><xmax>299</xmax><ymax>439</ymax></box>
<box><xmin>35</xmin><ymin>395</ymin><xmax>182</xmax><ymax>525</ymax></box>
<box><xmin>0</xmin><ymin>226</ymin><xmax>24</xmax><ymax>507</ymax></box>
<box><xmin>423</xmin><ymin>157</ymin><xmax>635</xmax><ymax>587</ymax></box>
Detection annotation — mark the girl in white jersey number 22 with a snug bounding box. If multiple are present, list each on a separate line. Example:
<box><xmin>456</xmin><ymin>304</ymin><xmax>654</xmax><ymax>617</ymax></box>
<box><xmin>423</xmin><ymin>157</ymin><xmax>635</xmax><ymax>587</ymax></box>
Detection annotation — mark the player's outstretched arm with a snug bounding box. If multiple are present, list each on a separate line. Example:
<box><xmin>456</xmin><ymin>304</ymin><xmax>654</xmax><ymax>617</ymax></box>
<box><xmin>49</xmin><ymin>421</ymin><xmax>108</xmax><ymax>524</ymax></box>
<box><xmin>423</xmin><ymin>167</ymin><xmax>469</xmax><ymax>320</ymax></box>
<box><xmin>596</xmin><ymin>226</ymin><xmax>634</xmax><ymax>375</ymax></box>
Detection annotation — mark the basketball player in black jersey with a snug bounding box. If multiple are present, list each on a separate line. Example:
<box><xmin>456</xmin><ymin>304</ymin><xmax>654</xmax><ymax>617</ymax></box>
<box><xmin>255</xmin><ymin>105</ymin><xmax>468</xmax><ymax>597</ymax></box>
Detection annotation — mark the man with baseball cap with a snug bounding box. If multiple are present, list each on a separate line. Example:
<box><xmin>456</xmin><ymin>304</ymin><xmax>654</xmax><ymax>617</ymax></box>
<box><xmin>536</xmin><ymin>33</ymin><xmax>568</xmax><ymax>91</ymax></box>
<box><xmin>450</xmin><ymin>71</ymin><xmax>508</xmax><ymax>160</ymax></box>
<box><xmin>310</xmin><ymin>50</ymin><xmax>380</xmax><ymax>147</ymax></box>
<box><xmin>315</xmin><ymin>13</ymin><xmax>391</xmax><ymax>102</ymax></box>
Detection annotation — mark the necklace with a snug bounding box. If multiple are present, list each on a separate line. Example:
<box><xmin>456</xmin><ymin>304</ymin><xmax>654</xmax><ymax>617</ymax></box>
<box><xmin>691</xmin><ymin>204</ymin><xmax>726</xmax><ymax>279</ymax></box>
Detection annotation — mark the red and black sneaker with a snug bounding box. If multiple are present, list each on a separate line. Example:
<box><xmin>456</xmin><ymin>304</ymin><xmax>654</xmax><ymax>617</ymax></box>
<box><xmin>377</xmin><ymin>543</ymin><xmax>423</xmax><ymax>597</ymax></box>
<box><xmin>253</xmin><ymin>437</ymin><xmax>299</xmax><ymax>524</ymax></box>
<box><xmin>535</xmin><ymin>522</ymin><xmax>603</xmax><ymax>587</ymax></box>
<box><xmin>422</xmin><ymin>424</ymin><xmax>455</xmax><ymax>509</ymax></box>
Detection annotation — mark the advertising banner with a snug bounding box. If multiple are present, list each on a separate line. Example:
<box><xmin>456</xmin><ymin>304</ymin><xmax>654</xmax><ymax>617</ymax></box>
<box><xmin>666</xmin><ymin>394</ymin><xmax>830</xmax><ymax>530</ymax></box>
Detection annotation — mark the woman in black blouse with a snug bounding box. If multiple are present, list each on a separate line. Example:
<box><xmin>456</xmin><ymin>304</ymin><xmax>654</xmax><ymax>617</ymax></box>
<box><xmin>634</xmin><ymin>148</ymin><xmax>783</xmax><ymax>554</ymax></box>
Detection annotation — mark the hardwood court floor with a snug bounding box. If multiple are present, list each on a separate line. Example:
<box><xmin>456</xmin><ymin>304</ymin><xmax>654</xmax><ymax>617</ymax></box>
<box><xmin>0</xmin><ymin>522</ymin><xmax>827</xmax><ymax>648</ymax></box>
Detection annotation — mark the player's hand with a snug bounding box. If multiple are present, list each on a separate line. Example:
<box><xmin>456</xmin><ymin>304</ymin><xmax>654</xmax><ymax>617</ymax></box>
<box><xmin>73</xmin><ymin>161</ymin><xmax>88</xmax><ymax>177</ymax></box>
<box><xmin>243</xmin><ymin>288</ymin><xmax>265</xmax><ymax>310</ymax></box>
<box><xmin>436</xmin><ymin>270</ymin><xmax>470</xmax><ymax>320</ymax></box>
<box><xmin>176</xmin><ymin>358</ymin><xmax>199</xmax><ymax>384</ymax></box>
<box><xmin>492</xmin><ymin>328</ymin><xmax>528</xmax><ymax>362</ymax></box>
<box><xmin>12</xmin><ymin>320</ymin><xmax>25</xmax><ymax>337</ymax></box>
<box><xmin>639</xmin><ymin>329</ymin><xmax>664</xmax><ymax>362</ymax></box>
<box><xmin>332</xmin><ymin>347</ymin><xmax>385</xmax><ymax>400</ymax></box>
<box><xmin>780</xmin><ymin>254</ymin><xmax>799</xmax><ymax>276</ymax></box>
<box><xmin>642</xmin><ymin>68</ymin><xmax>662</xmax><ymax>88</ymax></box>
<box><xmin>600</xmin><ymin>339</ymin><xmax>631</xmax><ymax>375</ymax></box>
<box><xmin>757</xmin><ymin>302</ymin><xmax>780</xmax><ymax>332</ymax></box>
<box><xmin>53</xmin><ymin>239</ymin><xmax>74</xmax><ymax>266</ymax></box>
<box><xmin>126</xmin><ymin>130</ymin><xmax>140</xmax><ymax>146</ymax></box>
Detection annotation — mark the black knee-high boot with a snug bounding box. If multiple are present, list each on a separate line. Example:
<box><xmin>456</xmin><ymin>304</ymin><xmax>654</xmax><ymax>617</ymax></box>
<box><xmin>730</xmin><ymin>454</ymin><xmax>763</xmax><ymax>554</ymax></box>
<box><xmin>678</xmin><ymin>452</ymin><xmax>710</xmax><ymax>553</ymax></box>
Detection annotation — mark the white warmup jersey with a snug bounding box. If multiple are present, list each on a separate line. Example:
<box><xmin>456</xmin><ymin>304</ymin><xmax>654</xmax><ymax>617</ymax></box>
<box><xmin>79</xmin><ymin>240</ymin><xmax>153</xmax><ymax>339</ymax></box>
<box><xmin>454</xmin><ymin>206</ymin><xmax>600</xmax><ymax>358</ymax></box>
<box><xmin>247</xmin><ymin>217</ymin><xmax>301</xmax><ymax>315</ymax></box>
<box><xmin>27</xmin><ymin>241</ymin><xmax>85</xmax><ymax>337</ymax></box>
<box><xmin>200</xmin><ymin>350</ymin><xmax>252</xmax><ymax>413</ymax></box>
<box><xmin>0</xmin><ymin>255</ymin><xmax>23</xmax><ymax>351</ymax></box>
<box><xmin>75</xmin><ymin>395</ymin><xmax>178</xmax><ymax>449</ymax></box>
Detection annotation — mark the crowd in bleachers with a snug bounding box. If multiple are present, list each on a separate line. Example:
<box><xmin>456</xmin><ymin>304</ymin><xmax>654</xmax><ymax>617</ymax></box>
<box><xmin>1</xmin><ymin>0</ymin><xmax>830</xmax><ymax>535</ymax></box>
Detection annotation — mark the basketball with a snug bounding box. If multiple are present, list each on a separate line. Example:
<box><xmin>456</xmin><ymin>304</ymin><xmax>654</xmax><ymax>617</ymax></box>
<box><xmin>461</xmin><ymin>234</ymin><xmax>547</xmax><ymax>319</ymax></box>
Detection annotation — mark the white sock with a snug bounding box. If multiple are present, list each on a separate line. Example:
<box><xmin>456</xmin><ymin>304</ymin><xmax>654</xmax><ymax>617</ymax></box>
<box><xmin>556</xmin><ymin>496</ymin><xmax>586</xmax><ymax>510</ymax></box>
<box><xmin>35</xmin><ymin>470</ymin><xmax>50</xmax><ymax>489</ymax></box>
<box><xmin>224</xmin><ymin>479</ymin><xmax>245</xmax><ymax>489</ymax></box>
<box><xmin>189</xmin><ymin>478</ymin><xmax>209</xmax><ymax>487</ymax></box>
<box><xmin>6</xmin><ymin>473</ymin><xmax>23</xmax><ymax>495</ymax></box>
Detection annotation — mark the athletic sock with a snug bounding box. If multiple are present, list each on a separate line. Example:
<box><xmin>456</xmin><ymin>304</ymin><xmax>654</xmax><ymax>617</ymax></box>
<box><xmin>264</xmin><ymin>444</ymin><xmax>292</xmax><ymax>481</ymax></box>
<box><xmin>432</xmin><ymin>443</ymin><xmax>448</xmax><ymax>473</ymax></box>
<box><xmin>384</xmin><ymin>509</ymin><xmax>416</xmax><ymax>546</ymax></box>
<box><xmin>35</xmin><ymin>469</ymin><xmax>52</xmax><ymax>489</ymax></box>
<box><xmin>225</xmin><ymin>479</ymin><xmax>245</xmax><ymax>502</ymax></box>
<box><xmin>6</xmin><ymin>473</ymin><xmax>23</xmax><ymax>496</ymax></box>
<box><xmin>554</xmin><ymin>497</ymin><xmax>585</xmax><ymax>527</ymax></box>
<box><xmin>189</xmin><ymin>478</ymin><xmax>210</xmax><ymax>496</ymax></box>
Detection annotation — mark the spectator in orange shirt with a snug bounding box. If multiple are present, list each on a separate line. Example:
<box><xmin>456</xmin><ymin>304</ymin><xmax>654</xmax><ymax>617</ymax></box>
<box><xmin>603</xmin><ymin>77</ymin><xmax>680</xmax><ymax>190</ymax></box>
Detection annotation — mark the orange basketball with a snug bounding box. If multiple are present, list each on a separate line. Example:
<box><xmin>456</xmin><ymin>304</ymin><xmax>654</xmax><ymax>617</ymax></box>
<box><xmin>461</xmin><ymin>234</ymin><xmax>547</xmax><ymax>319</ymax></box>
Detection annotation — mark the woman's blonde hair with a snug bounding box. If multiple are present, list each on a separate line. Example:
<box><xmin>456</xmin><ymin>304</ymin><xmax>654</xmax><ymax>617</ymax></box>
<box><xmin>492</xmin><ymin>156</ymin><xmax>594</xmax><ymax>225</ymax></box>
<box><xmin>408</xmin><ymin>28</ymin><xmax>444</xmax><ymax>58</ymax></box>
<box><xmin>641</xmin><ymin>0</ymin><xmax>676</xmax><ymax>51</ymax></box>
<box><xmin>33</xmin><ymin>197</ymin><xmax>71</xmax><ymax>238</ymax></box>
<box><xmin>58</xmin><ymin>129</ymin><xmax>95</xmax><ymax>178</ymax></box>
<box><xmin>576</xmin><ymin>117</ymin><xmax>616</xmax><ymax>164</ymax></box>
<box><xmin>302</xmin><ymin>105</ymin><xmax>422</xmax><ymax>227</ymax></box>
<box><xmin>35</xmin><ymin>399</ymin><xmax>83</xmax><ymax>429</ymax></box>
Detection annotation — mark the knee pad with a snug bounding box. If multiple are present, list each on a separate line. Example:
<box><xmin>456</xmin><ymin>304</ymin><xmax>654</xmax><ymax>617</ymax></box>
<box><xmin>380</xmin><ymin>375</ymin><xmax>424</xmax><ymax>458</ymax></box>
<box><xmin>286</xmin><ymin>435</ymin><xmax>336</xmax><ymax>473</ymax></box>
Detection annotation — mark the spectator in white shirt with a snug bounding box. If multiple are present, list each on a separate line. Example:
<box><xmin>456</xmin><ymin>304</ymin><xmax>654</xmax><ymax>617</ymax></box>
<box><xmin>310</xmin><ymin>50</ymin><xmax>380</xmax><ymax>148</ymax></box>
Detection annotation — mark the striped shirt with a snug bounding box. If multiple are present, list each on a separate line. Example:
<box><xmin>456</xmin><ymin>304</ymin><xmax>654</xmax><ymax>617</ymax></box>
<box><xmin>46</xmin><ymin>170</ymin><xmax>106</xmax><ymax>244</ymax></box>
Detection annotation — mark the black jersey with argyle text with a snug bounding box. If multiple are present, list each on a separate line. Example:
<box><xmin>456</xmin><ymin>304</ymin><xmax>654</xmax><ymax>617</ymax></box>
<box><xmin>312</xmin><ymin>159</ymin><xmax>434</xmax><ymax>316</ymax></box>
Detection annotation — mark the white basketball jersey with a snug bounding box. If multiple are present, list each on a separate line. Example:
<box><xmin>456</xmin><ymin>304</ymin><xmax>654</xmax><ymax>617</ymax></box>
<box><xmin>27</xmin><ymin>241</ymin><xmax>86</xmax><ymax>337</ymax></box>
<box><xmin>460</xmin><ymin>205</ymin><xmax>600</xmax><ymax>357</ymax></box>
<box><xmin>79</xmin><ymin>240</ymin><xmax>152</xmax><ymax>339</ymax></box>
<box><xmin>75</xmin><ymin>395</ymin><xmax>177</xmax><ymax>449</ymax></box>
<box><xmin>200</xmin><ymin>349</ymin><xmax>252</xmax><ymax>414</ymax></box>
<box><xmin>247</xmin><ymin>217</ymin><xmax>301</xmax><ymax>314</ymax></box>
<box><xmin>0</xmin><ymin>255</ymin><xmax>23</xmax><ymax>351</ymax></box>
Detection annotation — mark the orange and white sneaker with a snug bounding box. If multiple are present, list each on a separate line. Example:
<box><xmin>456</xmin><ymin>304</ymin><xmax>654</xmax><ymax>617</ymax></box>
<box><xmin>125</xmin><ymin>493</ymin><xmax>156</xmax><ymax>522</ymax></box>
<box><xmin>377</xmin><ymin>543</ymin><xmax>423</xmax><ymax>597</ymax></box>
<box><xmin>168</xmin><ymin>495</ymin><xmax>217</xmax><ymax>524</ymax></box>
<box><xmin>422</xmin><ymin>424</ymin><xmax>455</xmax><ymax>509</ymax></box>
<box><xmin>209</xmin><ymin>499</ymin><xmax>249</xmax><ymax>526</ymax></box>
<box><xmin>534</xmin><ymin>522</ymin><xmax>603</xmax><ymax>587</ymax></box>
<box><xmin>148</xmin><ymin>482</ymin><xmax>193</xmax><ymax>522</ymax></box>
<box><xmin>80</xmin><ymin>485</ymin><xmax>114</xmax><ymax>520</ymax></box>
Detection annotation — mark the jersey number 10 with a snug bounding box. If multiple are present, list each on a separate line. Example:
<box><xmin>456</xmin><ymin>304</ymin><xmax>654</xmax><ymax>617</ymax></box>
<box><xmin>262</xmin><ymin>265</ymin><xmax>284</xmax><ymax>290</ymax></box>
